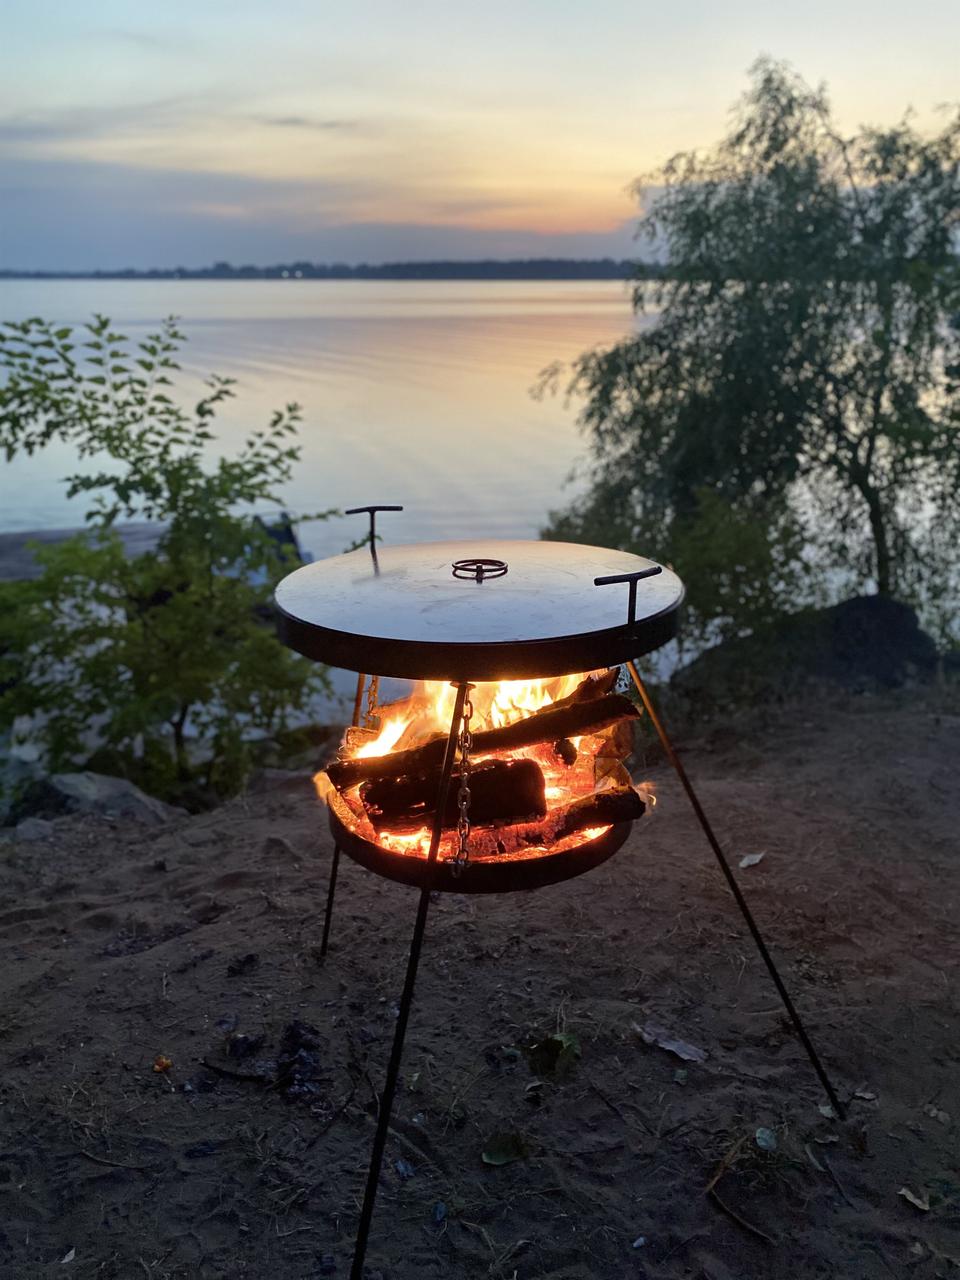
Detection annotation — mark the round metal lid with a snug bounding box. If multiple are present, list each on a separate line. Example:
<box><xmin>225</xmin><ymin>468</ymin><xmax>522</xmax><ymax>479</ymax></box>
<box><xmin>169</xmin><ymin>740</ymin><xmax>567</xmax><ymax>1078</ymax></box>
<box><xmin>275</xmin><ymin>539</ymin><xmax>684</xmax><ymax>680</ymax></box>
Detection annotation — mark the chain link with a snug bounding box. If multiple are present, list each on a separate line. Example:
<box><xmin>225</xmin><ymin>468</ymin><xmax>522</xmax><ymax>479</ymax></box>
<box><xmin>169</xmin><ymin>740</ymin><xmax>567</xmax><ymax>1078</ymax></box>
<box><xmin>363</xmin><ymin>674</ymin><xmax>380</xmax><ymax>728</ymax></box>
<box><xmin>451</xmin><ymin>692</ymin><xmax>473</xmax><ymax>877</ymax></box>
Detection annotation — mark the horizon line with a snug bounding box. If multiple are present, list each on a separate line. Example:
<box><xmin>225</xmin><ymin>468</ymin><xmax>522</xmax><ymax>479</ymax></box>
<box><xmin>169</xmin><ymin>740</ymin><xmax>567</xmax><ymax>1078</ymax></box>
<box><xmin>0</xmin><ymin>255</ymin><xmax>659</xmax><ymax>282</ymax></box>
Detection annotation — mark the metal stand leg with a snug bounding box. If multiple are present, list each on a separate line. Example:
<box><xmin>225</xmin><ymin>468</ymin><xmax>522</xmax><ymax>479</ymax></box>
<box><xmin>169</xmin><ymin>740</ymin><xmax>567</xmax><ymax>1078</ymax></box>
<box><xmin>626</xmin><ymin>660</ymin><xmax>846</xmax><ymax>1119</ymax></box>
<box><xmin>319</xmin><ymin>844</ymin><xmax>341</xmax><ymax>958</ymax></box>
<box><xmin>321</xmin><ymin>673</ymin><xmax>368</xmax><ymax>959</ymax></box>
<box><xmin>350</xmin><ymin>682</ymin><xmax>469</xmax><ymax>1280</ymax></box>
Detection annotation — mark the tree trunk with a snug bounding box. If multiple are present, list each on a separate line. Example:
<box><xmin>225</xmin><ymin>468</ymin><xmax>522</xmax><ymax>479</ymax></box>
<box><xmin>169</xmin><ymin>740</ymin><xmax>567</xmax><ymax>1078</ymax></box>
<box><xmin>864</xmin><ymin>487</ymin><xmax>892</xmax><ymax>597</ymax></box>
<box><xmin>172</xmin><ymin>708</ymin><xmax>190</xmax><ymax>781</ymax></box>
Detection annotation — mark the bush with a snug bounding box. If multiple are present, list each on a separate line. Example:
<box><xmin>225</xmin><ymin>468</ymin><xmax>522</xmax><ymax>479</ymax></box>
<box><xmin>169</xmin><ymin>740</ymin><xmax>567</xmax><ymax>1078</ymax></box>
<box><xmin>0</xmin><ymin>315</ymin><xmax>331</xmax><ymax>804</ymax></box>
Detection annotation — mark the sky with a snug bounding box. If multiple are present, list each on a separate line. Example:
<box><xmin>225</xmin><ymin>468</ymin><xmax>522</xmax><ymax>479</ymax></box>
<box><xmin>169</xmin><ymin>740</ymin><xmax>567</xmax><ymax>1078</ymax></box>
<box><xmin>1</xmin><ymin>0</ymin><xmax>958</xmax><ymax>269</ymax></box>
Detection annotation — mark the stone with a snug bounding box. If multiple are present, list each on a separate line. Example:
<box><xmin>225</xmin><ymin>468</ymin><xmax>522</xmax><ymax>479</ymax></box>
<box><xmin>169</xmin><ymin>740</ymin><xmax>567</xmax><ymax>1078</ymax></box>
<box><xmin>38</xmin><ymin>772</ymin><xmax>186</xmax><ymax>825</ymax></box>
<box><xmin>15</xmin><ymin>817</ymin><xmax>55</xmax><ymax>841</ymax></box>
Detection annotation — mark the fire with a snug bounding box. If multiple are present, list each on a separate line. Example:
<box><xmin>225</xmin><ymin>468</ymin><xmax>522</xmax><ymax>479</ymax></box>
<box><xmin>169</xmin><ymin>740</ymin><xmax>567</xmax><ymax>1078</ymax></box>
<box><xmin>354</xmin><ymin>715</ymin><xmax>407</xmax><ymax>759</ymax></box>
<box><xmin>314</xmin><ymin>667</ymin><xmax>653</xmax><ymax>865</ymax></box>
<box><xmin>356</xmin><ymin>670</ymin><xmax>595</xmax><ymax>760</ymax></box>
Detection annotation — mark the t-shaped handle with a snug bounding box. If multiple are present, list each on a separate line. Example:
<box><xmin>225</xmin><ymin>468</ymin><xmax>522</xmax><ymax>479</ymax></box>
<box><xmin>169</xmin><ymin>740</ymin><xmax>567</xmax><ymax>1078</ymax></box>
<box><xmin>344</xmin><ymin>505</ymin><xmax>404</xmax><ymax>547</ymax></box>
<box><xmin>594</xmin><ymin>565</ymin><xmax>663</xmax><ymax>626</ymax></box>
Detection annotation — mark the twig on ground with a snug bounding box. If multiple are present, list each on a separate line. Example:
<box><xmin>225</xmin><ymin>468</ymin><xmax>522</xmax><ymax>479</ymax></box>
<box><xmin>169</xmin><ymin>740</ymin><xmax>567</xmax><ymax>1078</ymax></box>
<box><xmin>199</xmin><ymin>1058</ymin><xmax>271</xmax><ymax>1084</ymax></box>
<box><xmin>79</xmin><ymin>1149</ymin><xmax>151</xmax><ymax>1172</ymax></box>
<box><xmin>304</xmin><ymin>1076</ymin><xmax>358</xmax><ymax>1149</ymax></box>
<box><xmin>707</xmin><ymin>1187</ymin><xmax>778</xmax><ymax>1246</ymax></box>
<box><xmin>820</xmin><ymin>1152</ymin><xmax>857</xmax><ymax>1208</ymax></box>
<box><xmin>588</xmin><ymin>1076</ymin><xmax>643</xmax><ymax>1130</ymax></box>
<box><xmin>704</xmin><ymin>1135</ymin><xmax>747</xmax><ymax>1194</ymax></box>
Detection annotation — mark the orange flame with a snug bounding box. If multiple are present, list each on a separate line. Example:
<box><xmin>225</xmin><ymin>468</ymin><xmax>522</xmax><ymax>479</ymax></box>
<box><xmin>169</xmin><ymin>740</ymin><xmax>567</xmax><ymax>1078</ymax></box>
<box><xmin>355</xmin><ymin>670</ymin><xmax>599</xmax><ymax>760</ymax></box>
<box><xmin>313</xmin><ymin>669</ymin><xmax>652</xmax><ymax>863</ymax></box>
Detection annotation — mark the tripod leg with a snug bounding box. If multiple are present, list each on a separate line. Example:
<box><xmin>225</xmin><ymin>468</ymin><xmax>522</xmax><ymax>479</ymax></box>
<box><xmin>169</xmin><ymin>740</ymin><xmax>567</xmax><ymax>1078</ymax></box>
<box><xmin>350</xmin><ymin>681</ymin><xmax>469</xmax><ymax>1280</ymax></box>
<box><xmin>319</xmin><ymin>844</ymin><xmax>341</xmax><ymax>958</ymax></box>
<box><xmin>626</xmin><ymin>660</ymin><xmax>846</xmax><ymax>1119</ymax></box>
<box><xmin>321</xmin><ymin>673</ymin><xmax>368</xmax><ymax>958</ymax></box>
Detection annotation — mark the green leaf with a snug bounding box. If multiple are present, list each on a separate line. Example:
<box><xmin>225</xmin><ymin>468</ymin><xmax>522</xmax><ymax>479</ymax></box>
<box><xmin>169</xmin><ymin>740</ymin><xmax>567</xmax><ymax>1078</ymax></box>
<box><xmin>481</xmin><ymin>1132</ymin><xmax>529</xmax><ymax>1166</ymax></box>
<box><xmin>523</xmin><ymin>1032</ymin><xmax>582</xmax><ymax>1079</ymax></box>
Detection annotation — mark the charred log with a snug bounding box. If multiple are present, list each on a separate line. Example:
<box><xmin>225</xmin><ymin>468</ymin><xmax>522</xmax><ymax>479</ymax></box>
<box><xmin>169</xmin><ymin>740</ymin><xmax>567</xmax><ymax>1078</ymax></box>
<box><xmin>360</xmin><ymin>758</ymin><xmax>546</xmax><ymax>834</ymax></box>
<box><xmin>327</xmin><ymin>693</ymin><xmax>639</xmax><ymax>790</ymax></box>
<box><xmin>551</xmin><ymin>785</ymin><xmax>646</xmax><ymax>838</ymax></box>
<box><xmin>472</xmin><ymin>785</ymin><xmax>646</xmax><ymax>857</ymax></box>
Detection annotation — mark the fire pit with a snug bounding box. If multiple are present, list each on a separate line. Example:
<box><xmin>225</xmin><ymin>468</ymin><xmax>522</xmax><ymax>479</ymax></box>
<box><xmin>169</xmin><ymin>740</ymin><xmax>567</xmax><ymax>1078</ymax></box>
<box><xmin>276</xmin><ymin>535</ymin><xmax>684</xmax><ymax>901</ymax></box>
<box><xmin>320</xmin><ymin>666</ymin><xmax>652</xmax><ymax>894</ymax></box>
<box><xmin>274</xmin><ymin>512</ymin><xmax>845</xmax><ymax>1279</ymax></box>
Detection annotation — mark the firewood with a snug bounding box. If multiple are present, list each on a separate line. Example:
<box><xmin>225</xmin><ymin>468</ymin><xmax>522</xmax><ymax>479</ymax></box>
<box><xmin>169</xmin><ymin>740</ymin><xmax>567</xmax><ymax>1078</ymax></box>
<box><xmin>327</xmin><ymin>693</ymin><xmax>639</xmax><ymax>790</ymax></box>
<box><xmin>550</xmin><ymin>786</ymin><xmax>646</xmax><ymax>838</ymax></box>
<box><xmin>549</xmin><ymin>667</ymin><xmax>619</xmax><ymax>710</ymax></box>
<box><xmin>468</xmin><ymin>785</ymin><xmax>646</xmax><ymax>857</ymax></box>
<box><xmin>360</xmin><ymin>758</ymin><xmax>546</xmax><ymax>833</ymax></box>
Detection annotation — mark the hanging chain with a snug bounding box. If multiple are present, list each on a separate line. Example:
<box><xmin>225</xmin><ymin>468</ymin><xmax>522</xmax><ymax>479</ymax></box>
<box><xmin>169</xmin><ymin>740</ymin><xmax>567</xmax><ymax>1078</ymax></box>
<box><xmin>363</xmin><ymin>674</ymin><xmax>380</xmax><ymax>728</ymax></box>
<box><xmin>452</xmin><ymin>690</ymin><xmax>474</xmax><ymax>877</ymax></box>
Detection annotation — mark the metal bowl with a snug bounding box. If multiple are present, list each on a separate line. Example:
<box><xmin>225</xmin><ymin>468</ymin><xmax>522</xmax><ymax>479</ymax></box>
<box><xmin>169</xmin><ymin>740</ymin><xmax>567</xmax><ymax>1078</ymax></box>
<box><xmin>327</xmin><ymin>798</ymin><xmax>634</xmax><ymax>895</ymax></box>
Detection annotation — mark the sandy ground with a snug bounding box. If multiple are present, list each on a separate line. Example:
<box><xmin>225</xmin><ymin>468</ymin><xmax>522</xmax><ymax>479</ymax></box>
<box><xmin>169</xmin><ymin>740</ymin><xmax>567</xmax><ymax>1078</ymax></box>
<box><xmin>1</xmin><ymin>688</ymin><xmax>959</xmax><ymax>1280</ymax></box>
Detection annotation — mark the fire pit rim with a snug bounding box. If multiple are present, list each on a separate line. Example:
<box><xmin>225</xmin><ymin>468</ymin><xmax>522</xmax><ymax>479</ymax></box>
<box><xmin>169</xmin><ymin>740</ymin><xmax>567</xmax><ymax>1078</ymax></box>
<box><xmin>327</xmin><ymin>799</ymin><xmax>633</xmax><ymax>894</ymax></box>
<box><xmin>277</xmin><ymin>607</ymin><xmax>679</xmax><ymax>679</ymax></box>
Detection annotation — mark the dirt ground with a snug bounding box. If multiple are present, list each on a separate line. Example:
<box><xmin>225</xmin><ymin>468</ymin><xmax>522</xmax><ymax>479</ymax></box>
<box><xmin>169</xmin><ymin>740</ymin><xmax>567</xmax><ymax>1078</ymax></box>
<box><xmin>1</xmin><ymin>688</ymin><xmax>959</xmax><ymax>1280</ymax></box>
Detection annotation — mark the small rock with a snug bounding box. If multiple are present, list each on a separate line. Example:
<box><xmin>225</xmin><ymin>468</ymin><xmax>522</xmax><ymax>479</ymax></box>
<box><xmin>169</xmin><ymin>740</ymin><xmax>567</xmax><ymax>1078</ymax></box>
<box><xmin>924</xmin><ymin>1104</ymin><xmax>950</xmax><ymax>1125</ymax></box>
<box><xmin>395</xmin><ymin>1158</ymin><xmax>415</xmax><ymax>1180</ymax></box>
<box><xmin>15</xmin><ymin>817</ymin><xmax>55</xmax><ymax>841</ymax></box>
<box><xmin>755</xmin><ymin>1127</ymin><xmax>778</xmax><ymax>1152</ymax></box>
<box><xmin>632</xmin><ymin>1236</ymin><xmax>647</xmax><ymax>1249</ymax></box>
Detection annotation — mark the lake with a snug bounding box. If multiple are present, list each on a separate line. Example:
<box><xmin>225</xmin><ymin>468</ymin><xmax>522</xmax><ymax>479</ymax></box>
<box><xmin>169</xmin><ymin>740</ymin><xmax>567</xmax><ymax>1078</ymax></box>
<box><xmin>0</xmin><ymin>280</ymin><xmax>639</xmax><ymax>556</ymax></box>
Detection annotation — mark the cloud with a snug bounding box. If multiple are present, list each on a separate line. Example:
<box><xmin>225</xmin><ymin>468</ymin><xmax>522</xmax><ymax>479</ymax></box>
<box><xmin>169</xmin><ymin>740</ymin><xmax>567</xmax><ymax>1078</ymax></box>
<box><xmin>255</xmin><ymin>116</ymin><xmax>359</xmax><ymax>131</ymax></box>
<box><xmin>0</xmin><ymin>98</ymin><xmax>200</xmax><ymax>146</ymax></box>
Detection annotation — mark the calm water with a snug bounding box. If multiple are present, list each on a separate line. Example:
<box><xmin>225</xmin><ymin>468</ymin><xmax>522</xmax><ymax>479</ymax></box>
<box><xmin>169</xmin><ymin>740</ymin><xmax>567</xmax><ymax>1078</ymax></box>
<box><xmin>0</xmin><ymin>280</ymin><xmax>639</xmax><ymax>555</ymax></box>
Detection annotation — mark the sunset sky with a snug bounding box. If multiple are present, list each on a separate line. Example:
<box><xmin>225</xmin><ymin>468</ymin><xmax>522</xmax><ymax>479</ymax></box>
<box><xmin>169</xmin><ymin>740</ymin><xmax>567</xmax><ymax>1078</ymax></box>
<box><xmin>2</xmin><ymin>0</ymin><xmax>958</xmax><ymax>269</ymax></box>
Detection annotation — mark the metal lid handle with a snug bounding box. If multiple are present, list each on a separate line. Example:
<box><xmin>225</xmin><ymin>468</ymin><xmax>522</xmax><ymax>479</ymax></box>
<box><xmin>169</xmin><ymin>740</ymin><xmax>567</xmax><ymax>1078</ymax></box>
<box><xmin>594</xmin><ymin>565</ymin><xmax>663</xmax><ymax>626</ymax></box>
<box><xmin>345</xmin><ymin>505</ymin><xmax>404</xmax><ymax>572</ymax></box>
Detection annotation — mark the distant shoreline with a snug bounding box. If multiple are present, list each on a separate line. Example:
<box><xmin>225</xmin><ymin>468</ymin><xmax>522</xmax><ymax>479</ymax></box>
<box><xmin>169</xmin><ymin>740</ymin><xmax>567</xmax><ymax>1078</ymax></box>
<box><xmin>0</xmin><ymin>257</ymin><xmax>663</xmax><ymax>282</ymax></box>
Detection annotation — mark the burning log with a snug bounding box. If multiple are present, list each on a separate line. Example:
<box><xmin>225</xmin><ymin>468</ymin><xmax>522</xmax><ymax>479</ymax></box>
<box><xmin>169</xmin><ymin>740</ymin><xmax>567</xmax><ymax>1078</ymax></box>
<box><xmin>327</xmin><ymin>693</ymin><xmax>640</xmax><ymax>791</ymax></box>
<box><xmin>360</xmin><ymin>758</ymin><xmax>546</xmax><ymax>834</ymax></box>
<box><xmin>549</xmin><ymin>667</ymin><xmax>619</xmax><ymax>709</ymax></box>
<box><xmin>551</xmin><ymin>785</ymin><xmax>646</xmax><ymax>838</ymax></box>
<box><xmin>470</xmin><ymin>785</ymin><xmax>647</xmax><ymax>857</ymax></box>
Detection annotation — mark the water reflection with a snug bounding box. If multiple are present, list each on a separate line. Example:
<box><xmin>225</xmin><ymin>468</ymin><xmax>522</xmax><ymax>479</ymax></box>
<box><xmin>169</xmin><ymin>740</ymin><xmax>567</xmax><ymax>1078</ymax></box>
<box><xmin>0</xmin><ymin>280</ymin><xmax>639</xmax><ymax>552</ymax></box>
